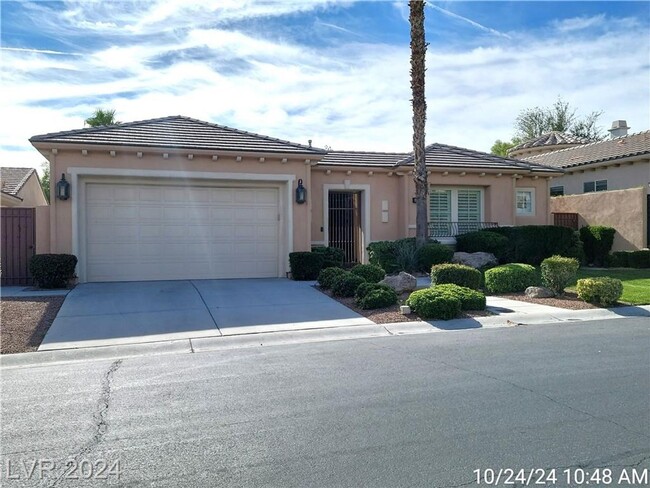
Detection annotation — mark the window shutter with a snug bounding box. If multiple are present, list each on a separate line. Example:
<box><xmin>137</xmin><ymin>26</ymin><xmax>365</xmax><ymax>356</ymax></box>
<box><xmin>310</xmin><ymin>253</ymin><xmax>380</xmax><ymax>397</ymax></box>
<box><xmin>457</xmin><ymin>190</ymin><xmax>481</xmax><ymax>222</ymax></box>
<box><xmin>429</xmin><ymin>190</ymin><xmax>451</xmax><ymax>222</ymax></box>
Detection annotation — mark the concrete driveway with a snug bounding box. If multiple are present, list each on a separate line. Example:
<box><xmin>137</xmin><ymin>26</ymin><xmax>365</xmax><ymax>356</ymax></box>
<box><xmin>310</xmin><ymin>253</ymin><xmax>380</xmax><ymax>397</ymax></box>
<box><xmin>39</xmin><ymin>279</ymin><xmax>373</xmax><ymax>350</ymax></box>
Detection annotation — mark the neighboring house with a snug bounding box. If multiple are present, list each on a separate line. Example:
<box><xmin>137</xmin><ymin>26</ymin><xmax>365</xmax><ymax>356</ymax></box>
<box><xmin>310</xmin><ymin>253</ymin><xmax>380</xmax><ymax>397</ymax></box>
<box><xmin>515</xmin><ymin>121</ymin><xmax>650</xmax><ymax>250</ymax></box>
<box><xmin>0</xmin><ymin>167</ymin><xmax>48</xmax><ymax>207</ymax></box>
<box><xmin>508</xmin><ymin>131</ymin><xmax>590</xmax><ymax>160</ymax></box>
<box><xmin>29</xmin><ymin>115</ymin><xmax>562</xmax><ymax>283</ymax></box>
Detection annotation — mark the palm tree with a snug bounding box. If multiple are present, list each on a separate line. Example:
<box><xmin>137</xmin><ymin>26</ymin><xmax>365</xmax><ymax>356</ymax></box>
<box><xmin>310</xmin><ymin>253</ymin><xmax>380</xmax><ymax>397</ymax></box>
<box><xmin>409</xmin><ymin>0</ymin><xmax>428</xmax><ymax>247</ymax></box>
<box><xmin>85</xmin><ymin>108</ymin><xmax>120</xmax><ymax>127</ymax></box>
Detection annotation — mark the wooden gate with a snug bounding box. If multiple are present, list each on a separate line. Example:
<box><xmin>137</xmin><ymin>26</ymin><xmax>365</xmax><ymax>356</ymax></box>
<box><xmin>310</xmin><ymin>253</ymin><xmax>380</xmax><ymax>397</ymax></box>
<box><xmin>1</xmin><ymin>208</ymin><xmax>35</xmax><ymax>286</ymax></box>
<box><xmin>328</xmin><ymin>191</ymin><xmax>361</xmax><ymax>264</ymax></box>
<box><xmin>552</xmin><ymin>212</ymin><xmax>579</xmax><ymax>230</ymax></box>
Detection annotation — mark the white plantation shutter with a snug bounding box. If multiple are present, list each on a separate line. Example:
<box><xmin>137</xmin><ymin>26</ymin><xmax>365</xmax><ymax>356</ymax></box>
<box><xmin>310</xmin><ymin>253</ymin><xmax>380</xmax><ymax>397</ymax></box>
<box><xmin>457</xmin><ymin>189</ymin><xmax>481</xmax><ymax>222</ymax></box>
<box><xmin>429</xmin><ymin>190</ymin><xmax>451</xmax><ymax>222</ymax></box>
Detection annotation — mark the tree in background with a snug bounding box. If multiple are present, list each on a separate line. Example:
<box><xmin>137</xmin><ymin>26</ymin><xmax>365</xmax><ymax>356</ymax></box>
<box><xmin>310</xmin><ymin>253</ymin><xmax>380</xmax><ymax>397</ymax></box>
<box><xmin>409</xmin><ymin>0</ymin><xmax>428</xmax><ymax>247</ymax></box>
<box><xmin>491</xmin><ymin>97</ymin><xmax>604</xmax><ymax>157</ymax></box>
<box><xmin>40</xmin><ymin>161</ymin><xmax>50</xmax><ymax>203</ymax></box>
<box><xmin>85</xmin><ymin>108</ymin><xmax>120</xmax><ymax>127</ymax></box>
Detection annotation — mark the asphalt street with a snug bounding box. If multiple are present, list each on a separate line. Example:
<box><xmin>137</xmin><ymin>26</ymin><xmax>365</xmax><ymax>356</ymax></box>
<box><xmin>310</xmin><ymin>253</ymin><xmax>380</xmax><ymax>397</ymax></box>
<box><xmin>1</xmin><ymin>318</ymin><xmax>649</xmax><ymax>487</ymax></box>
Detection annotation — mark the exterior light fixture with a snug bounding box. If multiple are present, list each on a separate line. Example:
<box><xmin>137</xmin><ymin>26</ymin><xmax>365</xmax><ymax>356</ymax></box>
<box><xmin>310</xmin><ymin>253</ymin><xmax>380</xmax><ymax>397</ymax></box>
<box><xmin>56</xmin><ymin>173</ymin><xmax>71</xmax><ymax>200</ymax></box>
<box><xmin>295</xmin><ymin>179</ymin><xmax>307</xmax><ymax>204</ymax></box>
<box><xmin>412</xmin><ymin>196</ymin><xmax>417</xmax><ymax>204</ymax></box>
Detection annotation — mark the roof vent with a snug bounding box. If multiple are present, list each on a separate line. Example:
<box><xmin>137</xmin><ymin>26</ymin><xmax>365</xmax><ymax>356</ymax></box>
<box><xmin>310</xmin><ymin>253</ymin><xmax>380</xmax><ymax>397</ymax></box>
<box><xmin>308</xmin><ymin>139</ymin><xmax>312</xmax><ymax>148</ymax></box>
<box><xmin>608</xmin><ymin>120</ymin><xmax>630</xmax><ymax>139</ymax></box>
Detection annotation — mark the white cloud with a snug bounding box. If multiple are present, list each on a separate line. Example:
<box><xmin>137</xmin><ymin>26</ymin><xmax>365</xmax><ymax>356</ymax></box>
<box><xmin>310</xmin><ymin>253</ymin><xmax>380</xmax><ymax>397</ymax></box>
<box><xmin>553</xmin><ymin>14</ymin><xmax>606</xmax><ymax>33</ymax></box>
<box><xmin>1</xmin><ymin>2</ymin><xmax>648</xmax><ymax>171</ymax></box>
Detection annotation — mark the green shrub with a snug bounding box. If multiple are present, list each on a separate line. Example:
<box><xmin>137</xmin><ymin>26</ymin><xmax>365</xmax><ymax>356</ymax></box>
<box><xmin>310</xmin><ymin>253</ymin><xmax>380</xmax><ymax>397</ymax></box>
<box><xmin>565</xmin><ymin>231</ymin><xmax>586</xmax><ymax>265</ymax></box>
<box><xmin>318</xmin><ymin>267</ymin><xmax>348</xmax><ymax>289</ymax></box>
<box><xmin>311</xmin><ymin>246</ymin><xmax>345</xmax><ymax>268</ymax></box>
<box><xmin>432</xmin><ymin>284</ymin><xmax>486</xmax><ymax>311</ymax></box>
<box><xmin>406</xmin><ymin>288</ymin><xmax>461</xmax><ymax>320</ymax></box>
<box><xmin>540</xmin><ymin>255</ymin><xmax>580</xmax><ymax>295</ymax></box>
<box><xmin>416</xmin><ymin>243</ymin><xmax>453</xmax><ymax>271</ymax></box>
<box><xmin>430</xmin><ymin>263</ymin><xmax>482</xmax><ymax>290</ymax></box>
<box><xmin>350</xmin><ymin>264</ymin><xmax>386</xmax><ymax>283</ymax></box>
<box><xmin>359</xmin><ymin>287</ymin><xmax>398</xmax><ymax>310</ymax></box>
<box><xmin>367</xmin><ymin>241</ymin><xmax>399</xmax><ymax>274</ymax></box>
<box><xmin>355</xmin><ymin>282</ymin><xmax>392</xmax><ymax>301</ymax></box>
<box><xmin>455</xmin><ymin>231</ymin><xmax>509</xmax><ymax>261</ymax></box>
<box><xmin>289</xmin><ymin>252</ymin><xmax>325</xmax><ymax>280</ymax></box>
<box><xmin>576</xmin><ymin>277</ymin><xmax>623</xmax><ymax>307</ymax></box>
<box><xmin>394</xmin><ymin>238</ymin><xmax>419</xmax><ymax>273</ymax></box>
<box><xmin>628</xmin><ymin>249</ymin><xmax>650</xmax><ymax>268</ymax></box>
<box><xmin>29</xmin><ymin>254</ymin><xmax>77</xmax><ymax>289</ymax></box>
<box><xmin>332</xmin><ymin>273</ymin><xmax>366</xmax><ymax>298</ymax></box>
<box><xmin>580</xmin><ymin>226</ymin><xmax>616</xmax><ymax>266</ymax></box>
<box><xmin>609</xmin><ymin>251</ymin><xmax>630</xmax><ymax>268</ymax></box>
<box><xmin>487</xmin><ymin>225</ymin><xmax>577</xmax><ymax>265</ymax></box>
<box><xmin>484</xmin><ymin>263</ymin><xmax>537</xmax><ymax>293</ymax></box>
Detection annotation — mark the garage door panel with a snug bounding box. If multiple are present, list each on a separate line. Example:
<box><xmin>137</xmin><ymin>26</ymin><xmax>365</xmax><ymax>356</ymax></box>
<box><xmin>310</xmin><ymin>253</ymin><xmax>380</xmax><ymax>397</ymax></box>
<box><xmin>85</xmin><ymin>182</ymin><xmax>281</xmax><ymax>281</ymax></box>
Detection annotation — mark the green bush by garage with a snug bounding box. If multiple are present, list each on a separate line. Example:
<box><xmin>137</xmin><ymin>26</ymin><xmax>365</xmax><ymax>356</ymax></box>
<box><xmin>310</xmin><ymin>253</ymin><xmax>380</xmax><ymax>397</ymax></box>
<box><xmin>289</xmin><ymin>252</ymin><xmax>325</xmax><ymax>280</ymax></box>
<box><xmin>29</xmin><ymin>254</ymin><xmax>78</xmax><ymax>289</ymax></box>
<box><xmin>350</xmin><ymin>264</ymin><xmax>386</xmax><ymax>283</ymax></box>
<box><xmin>318</xmin><ymin>267</ymin><xmax>348</xmax><ymax>289</ymax></box>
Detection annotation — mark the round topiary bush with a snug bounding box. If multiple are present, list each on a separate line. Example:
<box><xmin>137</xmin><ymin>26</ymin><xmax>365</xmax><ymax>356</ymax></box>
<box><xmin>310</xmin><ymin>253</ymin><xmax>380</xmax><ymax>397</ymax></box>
<box><xmin>455</xmin><ymin>231</ymin><xmax>509</xmax><ymax>261</ymax></box>
<box><xmin>540</xmin><ymin>255</ymin><xmax>580</xmax><ymax>295</ymax></box>
<box><xmin>576</xmin><ymin>277</ymin><xmax>623</xmax><ymax>307</ymax></box>
<box><xmin>484</xmin><ymin>263</ymin><xmax>537</xmax><ymax>293</ymax></box>
<box><xmin>350</xmin><ymin>264</ymin><xmax>386</xmax><ymax>283</ymax></box>
<box><xmin>430</xmin><ymin>263</ymin><xmax>482</xmax><ymax>290</ymax></box>
<box><xmin>406</xmin><ymin>288</ymin><xmax>461</xmax><ymax>320</ymax></box>
<box><xmin>289</xmin><ymin>252</ymin><xmax>325</xmax><ymax>280</ymax></box>
<box><xmin>29</xmin><ymin>254</ymin><xmax>78</xmax><ymax>289</ymax></box>
<box><xmin>354</xmin><ymin>282</ymin><xmax>391</xmax><ymax>301</ymax></box>
<box><xmin>359</xmin><ymin>287</ymin><xmax>398</xmax><ymax>310</ymax></box>
<box><xmin>416</xmin><ymin>243</ymin><xmax>453</xmax><ymax>271</ymax></box>
<box><xmin>318</xmin><ymin>267</ymin><xmax>348</xmax><ymax>290</ymax></box>
<box><xmin>332</xmin><ymin>273</ymin><xmax>366</xmax><ymax>298</ymax></box>
<box><xmin>432</xmin><ymin>284</ymin><xmax>486</xmax><ymax>311</ymax></box>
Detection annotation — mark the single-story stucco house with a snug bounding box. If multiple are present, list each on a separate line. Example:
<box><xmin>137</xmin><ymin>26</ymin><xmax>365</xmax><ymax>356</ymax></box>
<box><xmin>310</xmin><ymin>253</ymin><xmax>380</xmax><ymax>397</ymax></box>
<box><xmin>30</xmin><ymin>115</ymin><xmax>562</xmax><ymax>283</ymax></box>
<box><xmin>0</xmin><ymin>167</ymin><xmax>48</xmax><ymax>207</ymax></box>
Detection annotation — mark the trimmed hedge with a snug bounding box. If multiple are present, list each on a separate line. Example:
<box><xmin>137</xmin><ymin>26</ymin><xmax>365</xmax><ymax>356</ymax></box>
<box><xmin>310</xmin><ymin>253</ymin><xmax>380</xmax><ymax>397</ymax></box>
<box><xmin>350</xmin><ymin>264</ymin><xmax>386</xmax><ymax>283</ymax></box>
<box><xmin>580</xmin><ymin>226</ymin><xmax>616</xmax><ymax>266</ymax></box>
<box><xmin>358</xmin><ymin>287</ymin><xmax>398</xmax><ymax>310</ymax></box>
<box><xmin>608</xmin><ymin>249</ymin><xmax>650</xmax><ymax>268</ymax></box>
<box><xmin>484</xmin><ymin>263</ymin><xmax>537</xmax><ymax>293</ymax></box>
<box><xmin>430</xmin><ymin>263</ymin><xmax>482</xmax><ymax>290</ymax></box>
<box><xmin>332</xmin><ymin>273</ymin><xmax>366</xmax><ymax>298</ymax></box>
<box><xmin>432</xmin><ymin>284</ymin><xmax>486</xmax><ymax>311</ymax></box>
<box><xmin>455</xmin><ymin>231</ymin><xmax>509</xmax><ymax>261</ymax></box>
<box><xmin>540</xmin><ymin>255</ymin><xmax>580</xmax><ymax>296</ymax></box>
<box><xmin>487</xmin><ymin>226</ymin><xmax>578</xmax><ymax>265</ymax></box>
<box><xmin>311</xmin><ymin>246</ymin><xmax>345</xmax><ymax>268</ymax></box>
<box><xmin>289</xmin><ymin>252</ymin><xmax>325</xmax><ymax>280</ymax></box>
<box><xmin>416</xmin><ymin>243</ymin><xmax>453</xmax><ymax>271</ymax></box>
<box><xmin>29</xmin><ymin>254</ymin><xmax>77</xmax><ymax>289</ymax></box>
<box><xmin>576</xmin><ymin>277</ymin><xmax>623</xmax><ymax>307</ymax></box>
<box><xmin>318</xmin><ymin>267</ymin><xmax>348</xmax><ymax>289</ymax></box>
<box><xmin>406</xmin><ymin>288</ymin><xmax>462</xmax><ymax>320</ymax></box>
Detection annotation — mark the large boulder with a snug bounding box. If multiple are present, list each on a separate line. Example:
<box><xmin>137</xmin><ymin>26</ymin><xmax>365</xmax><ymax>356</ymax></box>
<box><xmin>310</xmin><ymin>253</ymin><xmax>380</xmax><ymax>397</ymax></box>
<box><xmin>379</xmin><ymin>271</ymin><xmax>417</xmax><ymax>294</ymax></box>
<box><xmin>452</xmin><ymin>252</ymin><xmax>497</xmax><ymax>269</ymax></box>
<box><xmin>525</xmin><ymin>286</ymin><xmax>555</xmax><ymax>298</ymax></box>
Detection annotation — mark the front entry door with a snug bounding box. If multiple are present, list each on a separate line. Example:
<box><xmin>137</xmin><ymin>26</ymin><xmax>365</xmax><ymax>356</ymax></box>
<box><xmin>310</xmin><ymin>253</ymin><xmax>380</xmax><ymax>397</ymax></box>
<box><xmin>328</xmin><ymin>191</ymin><xmax>362</xmax><ymax>265</ymax></box>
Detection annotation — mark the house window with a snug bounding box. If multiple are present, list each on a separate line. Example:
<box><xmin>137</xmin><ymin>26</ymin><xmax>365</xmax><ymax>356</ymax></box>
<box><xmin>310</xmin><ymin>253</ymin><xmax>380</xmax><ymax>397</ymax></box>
<box><xmin>595</xmin><ymin>180</ymin><xmax>608</xmax><ymax>191</ymax></box>
<box><xmin>550</xmin><ymin>186</ymin><xmax>564</xmax><ymax>196</ymax></box>
<box><xmin>584</xmin><ymin>180</ymin><xmax>608</xmax><ymax>193</ymax></box>
<box><xmin>429</xmin><ymin>188</ymin><xmax>482</xmax><ymax>235</ymax></box>
<box><xmin>516</xmin><ymin>188</ymin><xmax>535</xmax><ymax>216</ymax></box>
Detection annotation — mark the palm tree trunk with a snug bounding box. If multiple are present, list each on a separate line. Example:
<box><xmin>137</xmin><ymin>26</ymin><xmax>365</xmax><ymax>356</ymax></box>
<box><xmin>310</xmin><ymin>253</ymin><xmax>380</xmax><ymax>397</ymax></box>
<box><xmin>409</xmin><ymin>0</ymin><xmax>428</xmax><ymax>247</ymax></box>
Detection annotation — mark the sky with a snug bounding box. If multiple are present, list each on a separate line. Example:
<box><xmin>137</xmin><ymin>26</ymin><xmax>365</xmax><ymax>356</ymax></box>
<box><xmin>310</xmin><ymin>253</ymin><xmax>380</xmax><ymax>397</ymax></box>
<box><xmin>1</xmin><ymin>0</ymin><xmax>649</xmax><ymax>171</ymax></box>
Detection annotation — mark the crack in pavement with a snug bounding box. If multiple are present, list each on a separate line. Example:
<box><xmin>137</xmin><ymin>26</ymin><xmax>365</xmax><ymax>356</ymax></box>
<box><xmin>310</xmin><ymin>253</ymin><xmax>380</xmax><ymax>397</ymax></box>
<box><xmin>46</xmin><ymin>359</ymin><xmax>122</xmax><ymax>488</ymax></box>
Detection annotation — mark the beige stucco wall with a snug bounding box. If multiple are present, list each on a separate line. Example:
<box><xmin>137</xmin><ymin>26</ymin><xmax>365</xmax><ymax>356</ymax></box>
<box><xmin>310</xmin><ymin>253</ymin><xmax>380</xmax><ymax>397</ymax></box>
<box><xmin>35</xmin><ymin>205</ymin><xmax>50</xmax><ymax>253</ymax></box>
<box><xmin>551</xmin><ymin>159</ymin><xmax>650</xmax><ymax>195</ymax></box>
<box><xmin>17</xmin><ymin>173</ymin><xmax>48</xmax><ymax>207</ymax></box>
<box><xmin>550</xmin><ymin>187</ymin><xmax>647</xmax><ymax>250</ymax></box>
<box><xmin>42</xmin><ymin>147</ymin><xmax>315</xmax><ymax>260</ymax></box>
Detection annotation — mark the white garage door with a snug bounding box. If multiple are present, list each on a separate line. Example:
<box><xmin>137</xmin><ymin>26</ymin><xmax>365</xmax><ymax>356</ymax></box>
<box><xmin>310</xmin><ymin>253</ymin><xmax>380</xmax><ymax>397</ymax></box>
<box><xmin>85</xmin><ymin>182</ymin><xmax>281</xmax><ymax>282</ymax></box>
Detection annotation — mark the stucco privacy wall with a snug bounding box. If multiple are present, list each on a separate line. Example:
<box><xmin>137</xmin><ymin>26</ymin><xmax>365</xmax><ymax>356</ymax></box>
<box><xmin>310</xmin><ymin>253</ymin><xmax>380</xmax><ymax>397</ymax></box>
<box><xmin>47</xmin><ymin>148</ymin><xmax>312</xmax><ymax>257</ymax></box>
<box><xmin>550</xmin><ymin>187</ymin><xmax>647</xmax><ymax>251</ymax></box>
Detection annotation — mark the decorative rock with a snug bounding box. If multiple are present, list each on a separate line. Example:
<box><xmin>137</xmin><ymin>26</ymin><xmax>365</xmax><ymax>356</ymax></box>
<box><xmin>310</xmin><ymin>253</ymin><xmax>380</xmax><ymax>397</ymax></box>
<box><xmin>380</xmin><ymin>271</ymin><xmax>417</xmax><ymax>294</ymax></box>
<box><xmin>400</xmin><ymin>305</ymin><xmax>411</xmax><ymax>315</ymax></box>
<box><xmin>525</xmin><ymin>286</ymin><xmax>555</xmax><ymax>298</ymax></box>
<box><xmin>452</xmin><ymin>252</ymin><xmax>498</xmax><ymax>269</ymax></box>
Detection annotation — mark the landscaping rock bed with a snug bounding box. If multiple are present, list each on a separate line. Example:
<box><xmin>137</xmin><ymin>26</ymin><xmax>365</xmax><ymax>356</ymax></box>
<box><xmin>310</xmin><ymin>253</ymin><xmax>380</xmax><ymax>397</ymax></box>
<box><xmin>1</xmin><ymin>296</ymin><xmax>65</xmax><ymax>354</ymax></box>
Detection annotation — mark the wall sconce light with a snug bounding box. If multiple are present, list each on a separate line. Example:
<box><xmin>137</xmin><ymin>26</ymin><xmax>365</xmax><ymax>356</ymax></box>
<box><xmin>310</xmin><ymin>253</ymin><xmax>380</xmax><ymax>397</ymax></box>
<box><xmin>295</xmin><ymin>179</ymin><xmax>307</xmax><ymax>204</ymax></box>
<box><xmin>56</xmin><ymin>173</ymin><xmax>71</xmax><ymax>200</ymax></box>
<box><xmin>412</xmin><ymin>196</ymin><xmax>417</xmax><ymax>204</ymax></box>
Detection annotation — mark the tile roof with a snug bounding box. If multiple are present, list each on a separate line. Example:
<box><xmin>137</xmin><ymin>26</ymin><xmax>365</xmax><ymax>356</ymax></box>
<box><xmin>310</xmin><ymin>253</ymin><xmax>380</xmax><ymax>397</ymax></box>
<box><xmin>30</xmin><ymin>115</ymin><xmax>327</xmax><ymax>155</ymax></box>
<box><xmin>319</xmin><ymin>150</ymin><xmax>409</xmax><ymax>167</ymax></box>
<box><xmin>396</xmin><ymin>143</ymin><xmax>560</xmax><ymax>174</ymax></box>
<box><xmin>525</xmin><ymin>130</ymin><xmax>650</xmax><ymax>169</ymax></box>
<box><xmin>510</xmin><ymin>131</ymin><xmax>590</xmax><ymax>151</ymax></box>
<box><xmin>0</xmin><ymin>167</ymin><xmax>36</xmax><ymax>196</ymax></box>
